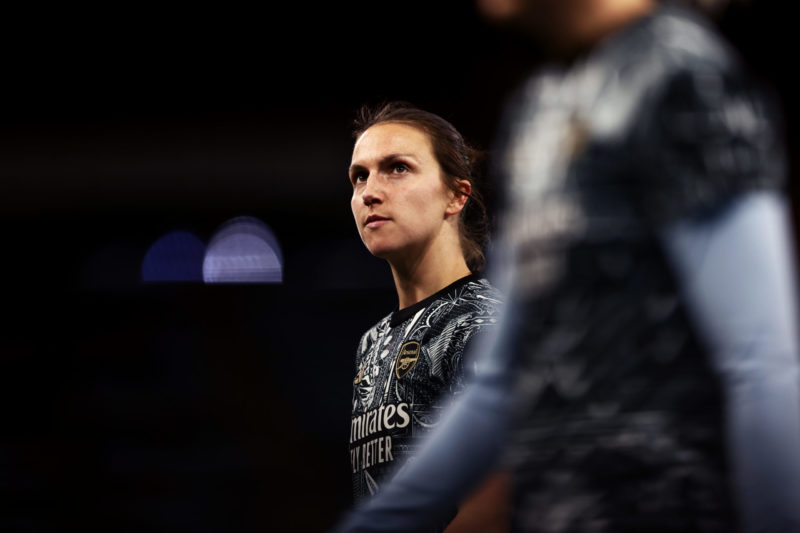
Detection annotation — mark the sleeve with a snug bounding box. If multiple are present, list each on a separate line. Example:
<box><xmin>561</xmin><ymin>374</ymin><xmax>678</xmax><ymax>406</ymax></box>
<box><xmin>445</xmin><ymin>300</ymin><xmax>505</xmax><ymax>395</ymax></box>
<box><xmin>329</xmin><ymin>296</ymin><xmax>521</xmax><ymax>533</ymax></box>
<box><xmin>635</xmin><ymin>57</ymin><xmax>787</xmax><ymax>225</ymax></box>
<box><xmin>661</xmin><ymin>191</ymin><xmax>800</xmax><ymax>533</ymax></box>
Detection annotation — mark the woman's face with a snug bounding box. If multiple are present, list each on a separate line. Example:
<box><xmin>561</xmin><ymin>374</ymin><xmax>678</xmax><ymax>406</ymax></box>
<box><xmin>349</xmin><ymin>123</ymin><xmax>457</xmax><ymax>264</ymax></box>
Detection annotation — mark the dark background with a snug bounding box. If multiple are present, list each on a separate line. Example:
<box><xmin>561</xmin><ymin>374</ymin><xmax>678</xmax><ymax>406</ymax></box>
<box><xmin>1</xmin><ymin>1</ymin><xmax>796</xmax><ymax>532</ymax></box>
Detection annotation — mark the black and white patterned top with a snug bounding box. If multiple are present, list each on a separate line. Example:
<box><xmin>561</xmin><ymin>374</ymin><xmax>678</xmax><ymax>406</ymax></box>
<box><xmin>350</xmin><ymin>274</ymin><xmax>503</xmax><ymax>509</ymax></box>
<box><xmin>490</xmin><ymin>3</ymin><xmax>785</xmax><ymax>531</ymax></box>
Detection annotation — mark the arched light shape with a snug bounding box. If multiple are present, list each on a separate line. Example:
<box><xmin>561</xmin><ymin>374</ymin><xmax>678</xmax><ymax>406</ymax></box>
<box><xmin>141</xmin><ymin>231</ymin><xmax>206</xmax><ymax>283</ymax></box>
<box><xmin>202</xmin><ymin>216</ymin><xmax>283</xmax><ymax>284</ymax></box>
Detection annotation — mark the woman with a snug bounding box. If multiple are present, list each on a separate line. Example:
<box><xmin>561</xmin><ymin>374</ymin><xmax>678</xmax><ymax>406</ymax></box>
<box><xmin>346</xmin><ymin>101</ymin><xmax>506</xmax><ymax>532</ymax></box>
<box><xmin>333</xmin><ymin>1</ymin><xmax>800</xmax><ymax>532</ymax></box>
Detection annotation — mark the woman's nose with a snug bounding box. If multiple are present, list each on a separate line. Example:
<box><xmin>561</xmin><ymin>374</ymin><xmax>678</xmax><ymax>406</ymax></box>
<box><xmin>361</xmin><ymin>176</ymin><xmax>384</xmax><ymax>206</ymax></box>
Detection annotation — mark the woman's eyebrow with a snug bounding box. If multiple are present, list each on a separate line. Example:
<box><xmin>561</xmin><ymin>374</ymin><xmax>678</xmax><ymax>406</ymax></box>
<box><xmin>348</xmin><ymin>163</ymin><xmax>367</xmax><ymax>175</ymax></box>
<box><xmin>349</xmin><ymin>153</ymin><xmax>418</xmax><ymax>174</ymax></box>
<box><xmin>380</xmin><ymin>153</ymin><xmax>416</xmax><ymax>163</ymax></box>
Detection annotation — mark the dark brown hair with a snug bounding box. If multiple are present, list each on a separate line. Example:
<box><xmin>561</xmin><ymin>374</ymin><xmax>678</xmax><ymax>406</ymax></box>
<box><xmin>352</xmin><ymin>101</ymin><xmax>490</xmax><ymax>273</ymax></box>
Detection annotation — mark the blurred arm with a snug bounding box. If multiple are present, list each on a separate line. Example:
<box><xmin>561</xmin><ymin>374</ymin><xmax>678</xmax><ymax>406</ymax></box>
<box><xmin>662</xmin><ymin>191</ymin><xmax>800</xmax><ymax>533</ymax></box>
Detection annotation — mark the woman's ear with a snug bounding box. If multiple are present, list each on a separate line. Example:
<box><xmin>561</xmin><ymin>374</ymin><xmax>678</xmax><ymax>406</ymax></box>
<box><xmin>445</xmin><ymin>179</ymin><xmax>472</xmax><ymax>216</ymax></box>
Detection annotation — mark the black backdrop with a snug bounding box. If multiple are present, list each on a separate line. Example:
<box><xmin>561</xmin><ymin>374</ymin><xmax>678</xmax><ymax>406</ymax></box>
<box><xmin>1</xmin><ymin>1</ymin><xmax>797</xmax><ymax>532</ymax></box>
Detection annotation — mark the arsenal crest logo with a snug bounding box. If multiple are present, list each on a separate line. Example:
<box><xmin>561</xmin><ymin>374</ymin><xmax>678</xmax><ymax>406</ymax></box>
<box><xmin>395</xmin><ymin>341</ymin><xmax>421</xmax><ymax>379</ymax></box>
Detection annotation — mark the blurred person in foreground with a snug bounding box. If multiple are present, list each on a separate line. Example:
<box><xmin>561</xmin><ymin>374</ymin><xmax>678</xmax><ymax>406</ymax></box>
<box><xmin>347</xmin><ymin>102</ymin><xmax>507</xmax><ymax>532</ymax></box>
<box><xmin>331</xmin><ymin>0</ymin><xmax>800</xmax><ymax>532</ymax></box>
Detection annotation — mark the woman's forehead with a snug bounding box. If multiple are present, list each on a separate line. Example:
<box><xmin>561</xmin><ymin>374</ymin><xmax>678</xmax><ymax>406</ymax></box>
<box><xmin>352</xmin><ymin>123</ymin><xmax>434</xmax><ymax>160</ymax></box>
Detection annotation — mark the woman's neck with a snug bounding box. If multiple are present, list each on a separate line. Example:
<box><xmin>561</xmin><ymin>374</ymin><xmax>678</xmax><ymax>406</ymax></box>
<box><xmin>389</xmin><ymin>243</ymin><xmax>472</xmax><ymax>310</ymax></box>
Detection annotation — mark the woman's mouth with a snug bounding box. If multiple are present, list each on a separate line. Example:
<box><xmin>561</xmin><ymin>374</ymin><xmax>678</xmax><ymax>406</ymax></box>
<box><xmin>365</xmin><ymin>215</ymin><xmax>390</xmax><ymax>229</ymax></box>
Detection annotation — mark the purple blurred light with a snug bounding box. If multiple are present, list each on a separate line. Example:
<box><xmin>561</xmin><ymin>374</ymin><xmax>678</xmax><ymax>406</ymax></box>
<box><xmin>202</xmin><ymin>216</ymin><xmax>283</xmax><ymax>284</ymax></box>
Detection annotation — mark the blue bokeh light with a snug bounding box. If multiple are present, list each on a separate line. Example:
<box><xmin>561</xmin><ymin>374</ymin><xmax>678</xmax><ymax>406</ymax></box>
<box><xmin>141</xmin><ymin>231</ymin><xmax>206</xmax><ymax>283</ymax></box>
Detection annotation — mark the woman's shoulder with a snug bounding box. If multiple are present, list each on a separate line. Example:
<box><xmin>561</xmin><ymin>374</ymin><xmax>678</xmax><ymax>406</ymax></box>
<box><xmin>467</xmin><ymin>277</ymin><xmax>504</xmax><ymax>300</ymax></box>
<box><xmin>441</xmin><ymin>277</ymin><xmax>505</xmax><ymax>320</ymax></box>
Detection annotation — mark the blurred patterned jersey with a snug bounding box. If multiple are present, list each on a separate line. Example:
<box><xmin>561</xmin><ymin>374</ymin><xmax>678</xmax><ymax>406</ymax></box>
<box><xmin>491</xmin><ymin>3</ymin><xmax>785</xmax><ymax>531</ymax></box>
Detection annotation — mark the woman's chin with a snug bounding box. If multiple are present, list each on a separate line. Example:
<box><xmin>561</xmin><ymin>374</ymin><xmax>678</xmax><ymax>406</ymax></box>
<box><xmin>363</xmin><ymin>239</ymin><xmax>394</xmax><ymax>258</ymax></box>
<box><xmin>365</xmin><ymin>244</ymin><xmax>404</xmax><ymax>265</ymax></box>
<box><xmin>367</xmin><ymin>247</ymin><xmax>394</xmax><ymax>260</ymax></box>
